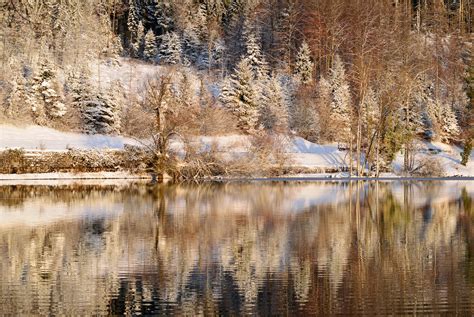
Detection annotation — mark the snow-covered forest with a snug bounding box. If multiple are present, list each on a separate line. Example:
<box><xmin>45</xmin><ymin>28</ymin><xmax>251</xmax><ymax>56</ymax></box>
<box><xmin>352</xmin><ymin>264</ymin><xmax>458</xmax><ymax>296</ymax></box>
<box><xmin>0</xmin><ymin>0</ymin><xmax>473</xmax><ymax>177</ymax></box>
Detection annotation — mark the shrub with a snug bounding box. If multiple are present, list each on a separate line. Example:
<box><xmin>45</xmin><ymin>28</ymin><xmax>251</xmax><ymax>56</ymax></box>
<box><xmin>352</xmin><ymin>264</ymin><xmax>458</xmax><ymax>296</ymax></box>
<box><xmin>0</xmin><ymin>149</ymin><xmax>27</xmax><ymax>174</ymax></box>
<box><xmin>411</xmin><ymin>156</ymin><xmax>445</xmax><ymax>177</ymax></box>
<box><xmin>461</xmin><ymin>139</ymin><xmax>472</xmax><ymax>166</ymax></box>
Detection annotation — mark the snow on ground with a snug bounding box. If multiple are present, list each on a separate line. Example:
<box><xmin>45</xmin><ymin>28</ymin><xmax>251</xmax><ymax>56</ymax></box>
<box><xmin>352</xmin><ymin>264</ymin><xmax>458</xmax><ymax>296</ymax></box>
<box><xmin>1</xmin><ymin>124</ymin><xmax>473</xmax><ymax>177</ymax></box>
<box><xmin>184</xmin><ymin>135</ymin><xmax>349</xmax><ymax>169</ymax></box>
<box><xmin>0</xmin><ymin>172</ymin><xmax>148</xmax><ymax>182</ymax></box>
<box><xmin>0</xmin><ymin>124</ymin><xmax>139</xmax><ymax>150</ymax></box>
<box><xmin>391</xmin><ymin>141</ymin><xmax>474</xmax><ymax>177</ymax></box>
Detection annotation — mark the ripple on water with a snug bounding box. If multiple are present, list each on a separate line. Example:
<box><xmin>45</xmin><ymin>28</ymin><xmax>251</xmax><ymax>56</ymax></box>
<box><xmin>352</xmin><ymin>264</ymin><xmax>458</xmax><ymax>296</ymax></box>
<box><xmin>0</xmin><ymin>181</ymin><xmax>473</xmax><ymax>315</ymax></box>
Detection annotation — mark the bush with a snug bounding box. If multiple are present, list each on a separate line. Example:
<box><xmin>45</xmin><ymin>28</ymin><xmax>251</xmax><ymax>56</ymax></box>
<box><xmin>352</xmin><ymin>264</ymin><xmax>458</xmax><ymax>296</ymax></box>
<box><xmin>411</xmin><ymin>157</ymin><xmax>445</xmax><ymax>177</ymax></box>
<box><xmin>0</xmin><ymin>149</ymin><xmax>27</xmax><ymax>173</ymax></box>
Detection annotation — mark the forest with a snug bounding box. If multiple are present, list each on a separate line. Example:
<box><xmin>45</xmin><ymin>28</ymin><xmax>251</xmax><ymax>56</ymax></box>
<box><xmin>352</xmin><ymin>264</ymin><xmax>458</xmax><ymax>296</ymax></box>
<box><xmin>0</xmin><ymin>0</ymin><xmax>473</xmax><ymax>177</ymax></box>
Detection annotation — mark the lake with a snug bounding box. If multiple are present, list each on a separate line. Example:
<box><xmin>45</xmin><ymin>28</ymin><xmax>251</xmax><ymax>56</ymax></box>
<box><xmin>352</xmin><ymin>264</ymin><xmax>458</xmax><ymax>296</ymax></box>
<box><xmin>0</xmin><ymin>180</ymin><xmax>473</xmax><ymax>315</ymax></box>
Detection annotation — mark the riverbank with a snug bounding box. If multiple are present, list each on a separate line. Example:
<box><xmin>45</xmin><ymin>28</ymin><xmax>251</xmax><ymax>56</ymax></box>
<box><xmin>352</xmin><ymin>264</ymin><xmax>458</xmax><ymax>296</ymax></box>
<box><xmin>1</xmin><ymin>125</ymin><xmax>473</xmax><ymax>179</ymax></box>
<box><xmin>1</xmin><ymin>171</ymin><xmax>473</xmax><ymax>184</ymax></box>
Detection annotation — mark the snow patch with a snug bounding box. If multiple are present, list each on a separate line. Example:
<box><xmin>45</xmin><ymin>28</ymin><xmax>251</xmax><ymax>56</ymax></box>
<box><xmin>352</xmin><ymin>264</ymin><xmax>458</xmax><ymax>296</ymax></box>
<box><xmin>0</xmin><ymin>125</ymin><xmax>139</xmax><ymax>150</ymax></box>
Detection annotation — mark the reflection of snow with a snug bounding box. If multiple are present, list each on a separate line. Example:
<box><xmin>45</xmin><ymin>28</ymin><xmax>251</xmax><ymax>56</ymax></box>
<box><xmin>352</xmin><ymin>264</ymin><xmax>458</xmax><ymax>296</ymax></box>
<box><xmin>0</xmin><ymin>181</ymin><xmax>472</xmax><ymax>315</ymax></box>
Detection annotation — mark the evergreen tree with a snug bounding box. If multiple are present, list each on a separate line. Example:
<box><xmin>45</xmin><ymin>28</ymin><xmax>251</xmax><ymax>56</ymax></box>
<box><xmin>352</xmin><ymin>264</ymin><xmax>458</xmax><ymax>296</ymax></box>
<box><xmin>155</xmin><ymin>0</ymin><xmax>174</xmax><ymax>33</ymax></box>
<box><xmin>6</xmin><ymin>73</ymin><xmax>32</xmax><ymax>119</ymax></box>
<box><xmin>31</xmin><ymin>61</ymin><xmax>67</xmax><ymax>123</ymax></box>
<box><xmin>144</xmin><ymin>29</ymin><xmax>158</xmax><ymax>61</ymax></box>
<box><xmin>159</xmin><ymin>32</ymin><xmax>183</xmax><ymax>64</ymax></box>
<box><xmin>243</xmin><ymin>31</ymin><xmax>269</xmax><ymax>79</ymax></box>
<box><xmin>439</xmin><ymin>104</ymin><xmax>460</xmax><ymax>142</ymax></box>
<box><xmin>260</xmin><ymin>76</ymin><xmax>289</xmax><ymax>132</ymax></box>
<box><xmin>461</xmin><ymin>138</ymin><xmax>472</xmax><ymax>166</ymax></box>
<box><xmin>66</xmin><ymin>67</ymin><xmax>93</xmax><ymax>108</ymax></box>
<box><xmin>293</xmin><ymin>101</ymin><xmax>320</xmax><ymax>142</ymax></box>
<box><xmin>182</xmin><ymin>27</ymin><xmax>202</xmax><ymax>64</ymax></box>
<box><xmin>127</xmin><ymin>0</ymin><xmax>140</xmax><ymax>36</ymax></box>
<box><xmin>423</xmin><ymin>82</ymin><xmax>459</xmax><ymax>142</ymax></box>
<box><xmin>219</xmin><ymin>77</ymin><xmax>234</xmax><ymax>106</ymax></box>
<box><xmin>295</xmin><ymin>41</ymin><xmax>313</xmax><ymax>84</ymax></box>
<box><xmin>82</xmin><ymin>84</ymin><xmax>122</xmax><ymax>135</ymax></box>
<box><xmin>329</xmin><ymin>55</ymin><xmax>352</xmax><ymax>142</ymax></box>
<box><xmin>131</xmin><ymin>22</ymin><xmax>145</xmax><ymax>57</ymax></box>
<box><xmin>220</xmin><ymin>58</ymin><xmax>261</xmax><ymax>134</ymax></box>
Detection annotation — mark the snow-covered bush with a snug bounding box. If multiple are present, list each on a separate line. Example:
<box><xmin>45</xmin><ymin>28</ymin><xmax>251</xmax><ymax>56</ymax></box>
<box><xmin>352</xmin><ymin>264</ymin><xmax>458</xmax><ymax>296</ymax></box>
<box><xmin>412</xmin><ymin>156</ymin><xmax>445</xmax><ymax>177</ymax></box>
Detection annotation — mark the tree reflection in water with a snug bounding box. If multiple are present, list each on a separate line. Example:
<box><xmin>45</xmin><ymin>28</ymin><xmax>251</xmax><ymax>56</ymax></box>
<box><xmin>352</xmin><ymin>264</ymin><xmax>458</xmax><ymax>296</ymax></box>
<box><xmin>0</xmin><ymin>181</ymin><xmax>473</xmax><ymax>315</ymax></box>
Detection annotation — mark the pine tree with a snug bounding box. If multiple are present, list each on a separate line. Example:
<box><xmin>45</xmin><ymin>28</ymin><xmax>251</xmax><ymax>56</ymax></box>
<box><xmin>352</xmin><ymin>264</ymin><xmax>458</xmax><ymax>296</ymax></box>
<box><xmin>131</xmin><ymin>22</ymin><xmax>145</xmax><ymax>57</ymax></box>
<box><xmin>439</xmin><ymin>104</ymin><xmax>460</xmax><ymax>142</ymax></box>
<box><xmin>128</xmin><ymin>0</ymin><xmax>142</xmax><ymax>57</ymax></box>
<box><xmin>423</xmin><ymin>82</ymin><xmax>459</xmax><ymax>142</ymax></box>
<box><xmin>155</xmin><ymin>0</ymin><xmax>174</xmax><ymax>33</ymax></box>
<box><xmin>220</xmin><ymin>58</ymin><xmax>261</xmax><ymax>134</ymax></box>
<box><xmin>159</xmin><ymin>32</ymin><xmax>183</xmax><ymax>64</ymax></box>
<box><xmin>243</xmin><ymin>31</ymin><xmax>269</xmax><ymax>79</ymax></box>
<box><xmin>66</xmin><ymin>67</ymin><xmax>93</xmax><ymax>107</ymax></box>
<box><xmin>31</xmin><ymin>61</ymin><xmax>67</xmax><ymax>123</ymax></box>
<box><xmin>329</xmin><ymin>55</ymin><xmax>352</xmax><ymax>142</ymax></box>
<box><xmin>127</xmin><ymin>0</ymin><xmax>140</xmax><ymax>36</ymax></box>
<box><xmin>144</xmin><ymin>29</ymin><xmax>158</xmax><ymax>61</ymax></box>
<box><xmin>82</xmin><ymin>84</ymin><xmax>122</xmax><ymax>135</ymax></box>
<box><xmin>295</xmin><ymin>41</ymin><xmax>313</xmax><ymax>84</ymax></box>
<box><xmin>219</xmin><ymin>77</ymin><xmax>234</xmax><ymax>105</ymax></box>
<box><xmin>260</xmin><ymin>76</ymin><xmax>289</xmax><ymax>132</ymax></box>
<box><xmin>6</xmin><ymin>73</ymin><xmax>31</xmax><ymax>118</ymax></box>
<box><xmin>182</xmin><ymin>27</ymin><xmax>202</xmax><ymax>64</ymax></box>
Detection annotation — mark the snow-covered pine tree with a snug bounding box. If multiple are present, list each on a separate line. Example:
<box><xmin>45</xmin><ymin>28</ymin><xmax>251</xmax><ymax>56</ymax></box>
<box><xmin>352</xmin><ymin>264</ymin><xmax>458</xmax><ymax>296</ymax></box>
<box><xmin>159</xmin><ymin>32</ymin><xmax>183</xmax><ymax>65</ymax></box>
<box><xmin>66</xmin><ymin>67</ymin><xmax>92</xmax><ymax>109</ymax></box>
<box><xmin>329</xmin><ymin>55</ymin><xmax>352</xmax><ymax>142</ymax></box>
<box><xmin>295</xmin><ymin>41</ymin><xmax>313</xmax><ymax>84</ymax></box>
<box><xmin>221</xmin><ymin>58</ymin><xmax>261</xmax><ymax>134</ymax></box>
<box><xmin>422</xmin><ymin>81</ymin><xmax>460</xmax><ymax>143</ymax></box>
<box><xmin>127</xmin><ymin>0</ymin><xmax>140</xmax><ymax>35</ymax></box>
<box><xmin>243</xmin><ymin>31</ymin><xmax>269</xmax><ymax>79</ymax></box>
<box><xmin>110</xmin><ymin>35</ymin><xmax>123</xmax><ymax>57</ymax></box>
<box><xmin>439</xmin><ymin>103</ymin><xmax>460</xmax><ymax>142</ymax></box>
<box><xmin>131</xmin><ymin>22</ymin><xmax>145</xmax><ymax>57</ymax></box>
<box><xmin>31</xmin><ymin>61</ymin><xmax>67</xmax><ymax>123</ymax></box>
<box><xmin>5</xmin><ymin>71</ymin><xmax>32</xmax><ymax>119</ymax></box>
<box><xmin>293</xmin><ymin>101</ymin><xmax>320</xmax><ymax>142</ymax></box>
<box><xmin>155</xmin><ymin>0</ymin><xmax>174</xmax><ymax>33</ymax></box>
<box><xmin>219</xmin><ymin>76</ymin><xmax>234</xmax><ymax>105</ymax></box>
<box><xmin>82</xmin><ymin>83</ymin><xmax>122</xmax><ymax>135</ymax></box>
<box><xmin>128</xmin><ymin>0</ymin><xmax>141</xmax><ymax>57</ymax></box>
<box><xmin>260</xmin><ymin>75</ymin><xmax>289</xmax><ymax>132</ymax></box>
<box><xmin>182</xmin><ymin>27</ymin><xmax>202</xmax><ymax>64</ymax></box>
<box><xmin>144</xmin><ymin>29</ymin><xmax>158</xmax><ymax>61</ymax></box>
<box><xmin>399</xmin><ymin>86</ymin><xmax>424</xmax><ymax>139</ymax></box>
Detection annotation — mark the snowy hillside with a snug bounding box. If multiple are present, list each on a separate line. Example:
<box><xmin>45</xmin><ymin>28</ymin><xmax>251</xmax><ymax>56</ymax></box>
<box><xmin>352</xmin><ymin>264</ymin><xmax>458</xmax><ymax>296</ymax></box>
<box><xmin>2</xmin><ymin>125</ymin><xmax>472</xmax><ymax>177</ymax></box>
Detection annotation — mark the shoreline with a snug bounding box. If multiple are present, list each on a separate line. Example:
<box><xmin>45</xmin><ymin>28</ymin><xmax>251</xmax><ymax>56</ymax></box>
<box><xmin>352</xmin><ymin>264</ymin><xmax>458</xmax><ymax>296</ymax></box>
<box><xmin>0</xmin><ymin>171</ymin><xmax>473</xmax><ymax>184</ymax></box>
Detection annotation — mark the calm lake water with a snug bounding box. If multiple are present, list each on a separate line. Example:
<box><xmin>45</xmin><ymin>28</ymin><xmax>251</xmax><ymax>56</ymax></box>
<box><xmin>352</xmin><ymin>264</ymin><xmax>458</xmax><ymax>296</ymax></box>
<box><xmin>0</xmin><ymin>180</ymin><xmax>473</xmax><ymax>315</ymax></box>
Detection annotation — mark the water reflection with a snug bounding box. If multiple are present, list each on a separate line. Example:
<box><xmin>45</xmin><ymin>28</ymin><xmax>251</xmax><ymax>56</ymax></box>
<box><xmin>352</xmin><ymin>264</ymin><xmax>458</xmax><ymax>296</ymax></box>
<box><xmin>0</xmin><ymin>181</ymin><xmax>473</xmax><ymax>315</ymax></box>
